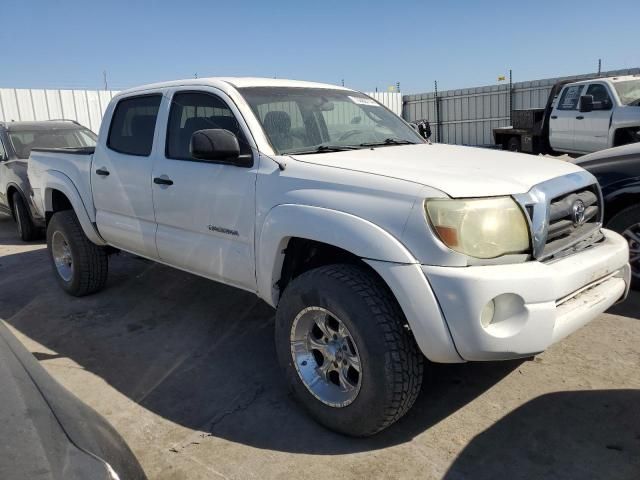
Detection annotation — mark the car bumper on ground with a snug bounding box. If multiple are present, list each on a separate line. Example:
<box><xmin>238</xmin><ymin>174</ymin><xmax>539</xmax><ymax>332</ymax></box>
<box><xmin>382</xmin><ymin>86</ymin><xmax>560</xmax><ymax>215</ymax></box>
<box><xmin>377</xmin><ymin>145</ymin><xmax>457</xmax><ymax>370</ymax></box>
<box><xmin>423</xmin><ymin>229</ymin><xmax>630</xmax><ymax>361</ymax></box>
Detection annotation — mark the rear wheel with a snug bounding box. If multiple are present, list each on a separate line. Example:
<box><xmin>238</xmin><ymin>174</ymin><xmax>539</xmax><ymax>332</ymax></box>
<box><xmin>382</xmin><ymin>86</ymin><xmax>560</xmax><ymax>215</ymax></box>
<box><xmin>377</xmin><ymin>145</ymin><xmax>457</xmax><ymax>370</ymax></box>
<box><xmin>12</xmin><ymin>192</ymin><xmax>37</xmax><ymax>241</ymax></box>
<box><xmin>47</xmin><ymin>210</ymin><xmax>108</xmax><ymax>296</ymax></box>
<box><xmin>607</xmin><ymin>204</ymin><xmax>640</xmax><ymax>290</ymax></box>
<box><xmin>275</xmin><ymin>264</ymin><xmax>424</xmax><ymax>436</ymax></box>
<box><xmin>507</xmin><ymin>136</ymin><xmax>521</xmax><ymax>152</ymax></box>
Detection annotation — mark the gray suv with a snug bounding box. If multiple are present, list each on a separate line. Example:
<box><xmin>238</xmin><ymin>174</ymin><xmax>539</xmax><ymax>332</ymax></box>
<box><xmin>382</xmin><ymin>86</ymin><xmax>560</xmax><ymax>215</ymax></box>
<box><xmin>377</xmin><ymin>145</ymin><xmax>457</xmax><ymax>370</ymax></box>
<box><xmin>0</xmin><ymin>120</ymin><xmax>96</xmax><ymax>240</ymax></box>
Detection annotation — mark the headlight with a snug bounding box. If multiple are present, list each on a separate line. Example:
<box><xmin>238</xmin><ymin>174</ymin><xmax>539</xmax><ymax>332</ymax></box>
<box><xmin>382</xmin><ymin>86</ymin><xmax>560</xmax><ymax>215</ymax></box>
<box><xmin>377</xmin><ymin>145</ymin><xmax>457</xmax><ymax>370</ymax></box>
<box><xmin>425</xmin><ymin>197</ymin><xmax>530</xmax><ymax>259</ymax></box>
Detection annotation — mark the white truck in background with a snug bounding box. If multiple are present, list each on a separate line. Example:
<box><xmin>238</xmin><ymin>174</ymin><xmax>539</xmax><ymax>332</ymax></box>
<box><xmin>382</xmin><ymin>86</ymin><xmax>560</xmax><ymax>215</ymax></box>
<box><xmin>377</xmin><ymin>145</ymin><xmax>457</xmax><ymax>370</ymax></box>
<box><xmin>28</xmin><ymin>77</ymin><xmax>631</xmax><ymax>437</ymax></box>
<box><xmin>494</xmin><ymin>74</ymin><xmax>640</xmax><ymax>155</ymax></box>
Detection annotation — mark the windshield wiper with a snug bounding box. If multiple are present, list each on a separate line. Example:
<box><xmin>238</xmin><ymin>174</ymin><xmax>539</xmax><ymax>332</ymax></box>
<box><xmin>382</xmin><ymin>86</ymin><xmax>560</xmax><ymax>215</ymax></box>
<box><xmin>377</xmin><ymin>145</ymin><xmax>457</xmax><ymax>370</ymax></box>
<box><xmin>359</xmin><ymin>138</ymin><xmax>417</xmax><ymax>147</ymax></box>
<box><xmin>286</xmin><ymin>144</ymin><xmax>362</xmax><ymax>155</ymax></box>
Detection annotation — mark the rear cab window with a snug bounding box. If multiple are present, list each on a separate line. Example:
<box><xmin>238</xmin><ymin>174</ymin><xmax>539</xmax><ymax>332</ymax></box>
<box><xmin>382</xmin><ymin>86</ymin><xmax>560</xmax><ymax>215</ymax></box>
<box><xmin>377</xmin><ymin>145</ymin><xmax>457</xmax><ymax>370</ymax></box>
<box><xmin>107</xmin><ymin>95</ymin><xmax>162</xmax><ymax>156</ymax></box>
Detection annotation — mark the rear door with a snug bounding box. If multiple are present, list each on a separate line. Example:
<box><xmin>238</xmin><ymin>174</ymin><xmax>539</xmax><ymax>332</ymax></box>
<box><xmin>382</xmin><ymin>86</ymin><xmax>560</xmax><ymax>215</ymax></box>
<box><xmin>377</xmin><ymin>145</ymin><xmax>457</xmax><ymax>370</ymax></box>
<box><xmin>91</xmin><ymin>93</ymin><xmax>162</xmax><ymax>258</ymax></box>
<box><xmin>549</xmin><ymin>84</ymin><xmax>585</xmax><ymax>153</ymax></box>
<box><xmin>151</xmin><ymin>88</ymin><xmax>258</xmax><ymax>291</ymax></box>
<box><xmin>574</xmin><ymin>82</ymin><xmax>614</xmax><ymax>153</ymax></box>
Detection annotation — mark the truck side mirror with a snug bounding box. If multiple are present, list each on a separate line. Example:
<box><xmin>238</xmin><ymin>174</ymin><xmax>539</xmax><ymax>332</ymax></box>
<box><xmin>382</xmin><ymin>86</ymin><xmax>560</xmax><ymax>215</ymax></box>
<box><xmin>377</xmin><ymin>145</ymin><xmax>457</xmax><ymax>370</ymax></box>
<box><xmin>190</xmin><ymin>129</ymin><xmax>243</xmax><ymax>164</ymax></box>
<box><xmin>579</xmin><ymin>95</ymin><xmax>594</xmax><ymax>113</ymax></box>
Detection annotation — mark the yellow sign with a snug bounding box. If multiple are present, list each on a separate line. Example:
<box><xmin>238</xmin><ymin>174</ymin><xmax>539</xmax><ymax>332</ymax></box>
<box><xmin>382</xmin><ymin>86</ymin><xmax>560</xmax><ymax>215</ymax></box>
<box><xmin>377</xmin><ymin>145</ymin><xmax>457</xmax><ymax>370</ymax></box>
<box><xmin>498</xmin><ymin>75</ymin><xmax>506</xmax><ymax>81</ymax></box>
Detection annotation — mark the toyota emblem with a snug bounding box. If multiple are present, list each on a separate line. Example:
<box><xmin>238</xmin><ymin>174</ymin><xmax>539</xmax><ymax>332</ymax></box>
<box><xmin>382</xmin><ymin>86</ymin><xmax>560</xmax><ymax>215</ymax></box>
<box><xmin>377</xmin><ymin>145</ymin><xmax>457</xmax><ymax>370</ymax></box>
<box><xmin>572</xmin><ymin>200</ymin><xmax>586</xmax><ymax>226</ymax></box>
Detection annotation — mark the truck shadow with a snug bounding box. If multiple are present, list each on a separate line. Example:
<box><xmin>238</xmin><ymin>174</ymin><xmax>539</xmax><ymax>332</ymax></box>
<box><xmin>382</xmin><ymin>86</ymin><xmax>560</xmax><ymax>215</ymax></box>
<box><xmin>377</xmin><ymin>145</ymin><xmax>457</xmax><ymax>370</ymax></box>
<box><xmin>444</xmin><ymin>389</ymin><xmax>640</xmax><ymax>480</ymax></box>
<box><xmin>0</xmin><ymin>217</ymin><xmax>638</xmax><ymax>460</ymax></box>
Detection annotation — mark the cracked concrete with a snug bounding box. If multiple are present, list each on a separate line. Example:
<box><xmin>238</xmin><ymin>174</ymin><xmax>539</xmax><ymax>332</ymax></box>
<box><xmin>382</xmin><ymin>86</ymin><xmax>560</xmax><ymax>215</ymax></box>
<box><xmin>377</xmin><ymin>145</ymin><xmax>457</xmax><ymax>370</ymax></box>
<box><xmin>0</xmin><ymin>216</ymin><xmax>638</xmax><ymax>479</ymax></box>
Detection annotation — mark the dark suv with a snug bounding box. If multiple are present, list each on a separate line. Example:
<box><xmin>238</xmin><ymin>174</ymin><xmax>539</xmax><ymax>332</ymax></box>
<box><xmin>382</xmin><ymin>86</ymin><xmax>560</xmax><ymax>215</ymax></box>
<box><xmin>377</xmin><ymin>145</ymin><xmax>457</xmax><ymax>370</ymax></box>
<box><xmin>0</xmin><ymin>120</ymin><xmax>96</xmax><ymax>240</ymax></box>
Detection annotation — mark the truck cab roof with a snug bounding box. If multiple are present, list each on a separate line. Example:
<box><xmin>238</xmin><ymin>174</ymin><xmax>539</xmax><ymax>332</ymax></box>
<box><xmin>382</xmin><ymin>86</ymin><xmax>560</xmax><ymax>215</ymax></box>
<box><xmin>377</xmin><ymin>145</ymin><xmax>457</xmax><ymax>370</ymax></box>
<box><xmin>115</xmin><ymin>77</ymin><xmax>352</xmax><ymax>98</ymax></box>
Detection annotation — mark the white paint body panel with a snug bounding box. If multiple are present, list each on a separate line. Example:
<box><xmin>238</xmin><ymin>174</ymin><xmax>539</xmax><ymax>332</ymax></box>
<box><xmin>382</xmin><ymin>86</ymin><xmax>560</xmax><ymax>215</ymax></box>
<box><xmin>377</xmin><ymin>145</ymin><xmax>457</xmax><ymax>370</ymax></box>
<box><xmin>549</xmin><ymin>76</ymin><xmax>640</xmax><ymax>154</ymax></box>
<box><xmin>27</xmin><ymin>77</ymin><xmax>632</xmax><ymax>364</ymax></box>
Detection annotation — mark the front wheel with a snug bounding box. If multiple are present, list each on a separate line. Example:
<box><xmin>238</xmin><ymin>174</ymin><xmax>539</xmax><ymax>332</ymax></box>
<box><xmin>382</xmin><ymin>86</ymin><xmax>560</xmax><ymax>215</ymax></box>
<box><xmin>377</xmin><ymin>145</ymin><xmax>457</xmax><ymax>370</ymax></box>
<box><xmin>47</xmin><ymin>210</ymin><xmax>108</xmax><ymax>296</ymax></box>
<box><xmin>607</xmin><ymin>205</ymin><xmax>640</xmax><ymax>290</ymax></box>
<box><xmin>275</xmin><ymin>264</ymin><xmax>424</xmax><ymax>436</ymax></box>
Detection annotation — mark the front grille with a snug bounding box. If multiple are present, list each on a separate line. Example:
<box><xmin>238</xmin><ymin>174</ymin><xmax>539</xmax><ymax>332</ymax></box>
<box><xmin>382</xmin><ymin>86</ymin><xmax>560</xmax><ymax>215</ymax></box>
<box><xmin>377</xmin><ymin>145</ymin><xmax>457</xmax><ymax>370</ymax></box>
<box><xmin>540</xmin><ymin>186</ymin><xmax>602</xmax><ymax>259</ymax></box>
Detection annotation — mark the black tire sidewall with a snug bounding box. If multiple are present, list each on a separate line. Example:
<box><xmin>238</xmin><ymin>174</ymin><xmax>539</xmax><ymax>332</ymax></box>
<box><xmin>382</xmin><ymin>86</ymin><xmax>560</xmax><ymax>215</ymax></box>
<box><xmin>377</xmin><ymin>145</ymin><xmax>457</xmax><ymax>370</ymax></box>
<box><xmin>607</xmin><ymin>205</ymin><xmax>640</xmax><ymax>290</ymax></box>
<box><xmin>275</xmin><ymin>266</ymin><xmax>404</xmax><ymax>436</ymax></box>
<box><xmin>46</xmin><ymin>212</ymin><xmax>82</xmax><ymax>294</ymax></box>
<box><xmin>13</xmin><ymin>192</ymin><xmax>34</xmax><ymax>241</ymax></box>
<box><xmin>507</xmin><ymin>137</ymin><xmax>521</xmax><ymax>152</ymax></box>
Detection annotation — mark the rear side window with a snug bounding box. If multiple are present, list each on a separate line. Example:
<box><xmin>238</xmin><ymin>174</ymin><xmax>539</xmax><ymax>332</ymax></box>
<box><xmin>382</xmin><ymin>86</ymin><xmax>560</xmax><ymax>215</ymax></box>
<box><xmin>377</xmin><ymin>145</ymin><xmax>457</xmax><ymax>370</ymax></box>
<box><xmin>108</xmin><ymin>95</ymin><xmax>161</xmax><ymax>156</ymax></box>
<box><xmin>557</xmin><ymin>85</ymin><xmax>584</xmax><ymax>111</ymax></box>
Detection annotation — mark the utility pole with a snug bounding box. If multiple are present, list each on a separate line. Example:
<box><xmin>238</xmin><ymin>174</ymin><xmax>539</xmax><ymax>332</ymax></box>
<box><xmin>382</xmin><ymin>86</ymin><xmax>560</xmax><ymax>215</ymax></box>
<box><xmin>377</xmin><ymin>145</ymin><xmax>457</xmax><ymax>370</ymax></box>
<box><xmin>341</xmin><ymin>79</ymin><xmax>345</xmax><ymax>86</ymax></box>
<box><xmin>434</xmin><ymin>80</ymin><xmax>440</xmax><ymax>143</ymax></box>
<box><xmin>598</xmin><ymin>58</ymin><xmax>602</xmax><ymax>76</ymax></box>
<box><xmin>103</xmin><ymin>70</ymin><xmax>108</xmax><ymax>91</ymax></box>
<box><xmin>509</xmin><ymin>69</ymin><xmax>513</xmax><ymax>126</ymax></box>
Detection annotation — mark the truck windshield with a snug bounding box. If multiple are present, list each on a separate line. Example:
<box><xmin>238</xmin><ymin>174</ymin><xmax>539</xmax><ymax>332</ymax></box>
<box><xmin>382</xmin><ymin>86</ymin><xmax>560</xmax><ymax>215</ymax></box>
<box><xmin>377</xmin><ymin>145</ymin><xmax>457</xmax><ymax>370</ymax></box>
<box><xmin>9</xmin><ymin>127</ymin><xmax>97</xmax><ymax>159</ymax></box>
<box><xmin>613</xmin><ymin>79</ymin><xmax>640</xmax><ymax>106</ymax></box>
<box><xmin>238</xmin><ymin>87</ymin><xmax>423</xmax><ymax>155</ymax></box>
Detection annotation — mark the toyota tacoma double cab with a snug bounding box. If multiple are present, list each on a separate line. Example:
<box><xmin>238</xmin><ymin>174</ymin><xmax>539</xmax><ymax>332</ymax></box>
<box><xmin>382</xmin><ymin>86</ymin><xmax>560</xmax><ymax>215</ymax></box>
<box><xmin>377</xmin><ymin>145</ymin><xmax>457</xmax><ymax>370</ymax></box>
<box><xmin>28</xmin><ymin>78</ymin><xmax>631</xmax><ymax>437</ymax></box>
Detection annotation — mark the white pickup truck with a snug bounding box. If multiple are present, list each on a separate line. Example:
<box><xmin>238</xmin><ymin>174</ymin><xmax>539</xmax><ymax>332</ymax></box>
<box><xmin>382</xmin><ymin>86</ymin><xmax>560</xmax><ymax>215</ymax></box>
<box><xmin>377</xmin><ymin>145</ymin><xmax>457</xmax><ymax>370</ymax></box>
<box><xmin>494</xmin><ymin>74</ymin><xmax>640</xmax><ymax>155</ymax></box>
<box><xmin>28</xmin><ymin>78</ymin><xmax>631</xmax><ymax>437</ymax></box>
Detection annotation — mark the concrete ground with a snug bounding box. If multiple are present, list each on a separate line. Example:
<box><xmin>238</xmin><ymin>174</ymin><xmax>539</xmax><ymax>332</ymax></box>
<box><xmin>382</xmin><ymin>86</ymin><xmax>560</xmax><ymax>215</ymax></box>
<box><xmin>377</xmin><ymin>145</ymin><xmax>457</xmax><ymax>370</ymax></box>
<box><xmin>0</xmin><ymin>215</ymin><xmax>638</xmax><ymax>480</ymax></box>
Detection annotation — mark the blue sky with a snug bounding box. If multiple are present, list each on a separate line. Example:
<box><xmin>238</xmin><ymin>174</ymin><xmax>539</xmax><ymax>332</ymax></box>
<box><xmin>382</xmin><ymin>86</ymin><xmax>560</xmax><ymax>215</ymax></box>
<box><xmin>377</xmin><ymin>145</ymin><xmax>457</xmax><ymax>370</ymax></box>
<box><xmin>2</xmin><ymin>0</ymin><xmax>638</xmax><ymax>94</ymax></box>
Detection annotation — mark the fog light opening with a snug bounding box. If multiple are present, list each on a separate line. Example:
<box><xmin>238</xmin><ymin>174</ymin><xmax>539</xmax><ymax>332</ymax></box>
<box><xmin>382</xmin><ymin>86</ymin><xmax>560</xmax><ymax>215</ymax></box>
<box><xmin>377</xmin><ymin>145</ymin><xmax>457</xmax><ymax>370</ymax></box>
<box><xmin>480</xmin><ymin>300</ymin><xmax>496</xmax><ymax>328</ymax></box>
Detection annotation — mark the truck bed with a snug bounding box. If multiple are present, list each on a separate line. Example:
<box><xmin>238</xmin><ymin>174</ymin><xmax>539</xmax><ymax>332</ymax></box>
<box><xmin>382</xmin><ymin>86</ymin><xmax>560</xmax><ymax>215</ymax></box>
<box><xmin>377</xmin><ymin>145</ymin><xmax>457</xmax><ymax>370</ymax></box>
<box><xmin>27</xmin><ymin>148</ymin><xmax>96</xmax><ymax>222</ymax></box>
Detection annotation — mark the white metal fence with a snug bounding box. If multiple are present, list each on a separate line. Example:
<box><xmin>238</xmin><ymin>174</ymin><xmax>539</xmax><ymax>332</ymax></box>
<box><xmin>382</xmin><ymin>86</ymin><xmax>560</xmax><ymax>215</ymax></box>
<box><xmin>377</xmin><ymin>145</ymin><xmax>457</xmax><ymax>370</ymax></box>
<box><xmin>0</xmin><ymin>88</ymin><xmax>120</xmax><ymax>133</ymax></box>
<box><xmin>0</xmin><ymin>87</ymin><xmax>402</xmax><ymax>133</ymax></box>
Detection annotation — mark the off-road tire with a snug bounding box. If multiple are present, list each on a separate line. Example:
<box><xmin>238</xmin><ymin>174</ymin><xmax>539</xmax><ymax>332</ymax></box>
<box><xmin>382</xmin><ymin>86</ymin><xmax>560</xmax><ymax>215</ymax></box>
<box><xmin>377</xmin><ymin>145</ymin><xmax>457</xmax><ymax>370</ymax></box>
<box><xmin>275</xmin><ymin>264</ymin><xmax>424</xmax><ymax>437</ymax></box>
<box><xmin>13</xmin><ymin>192</ymin><xmax>37</xmax><ymax>241</ymax></box>
<box><xmin>607</xmin><ymin>204</ymin><xmax>640</xmax><ymax>290</ymax></box>
<box><xmin>47</xmin><ymin>210</ymin><xmax>108</xmax><ymax>296</ymax></box>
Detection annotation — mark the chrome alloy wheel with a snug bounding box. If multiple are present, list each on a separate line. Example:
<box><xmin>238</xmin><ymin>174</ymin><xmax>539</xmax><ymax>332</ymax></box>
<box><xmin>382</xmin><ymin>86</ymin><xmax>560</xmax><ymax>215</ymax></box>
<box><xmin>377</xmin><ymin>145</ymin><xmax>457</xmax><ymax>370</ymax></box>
<box><xmin>51</xmin><ymin>231</ymin><xmax>73</xmax><ymax>282</ymax></box>
<box><xmin>290</xmin><ymin>306</ymin><xmax>362</xmax><ymax>407</ymax></box>
<box><xmin>623</xmin><ymin>223</ymin><xmax>640</xmax><ymax>280</ymax></box>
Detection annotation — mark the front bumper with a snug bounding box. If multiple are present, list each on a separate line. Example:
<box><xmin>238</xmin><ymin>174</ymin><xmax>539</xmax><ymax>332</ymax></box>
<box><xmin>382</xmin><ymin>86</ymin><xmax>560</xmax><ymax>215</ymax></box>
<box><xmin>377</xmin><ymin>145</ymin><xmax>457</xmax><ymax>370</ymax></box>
<box><xmin>422</xmin><ymin>229</ymin><xmax>630</xmax><ymax>361</ymax></box>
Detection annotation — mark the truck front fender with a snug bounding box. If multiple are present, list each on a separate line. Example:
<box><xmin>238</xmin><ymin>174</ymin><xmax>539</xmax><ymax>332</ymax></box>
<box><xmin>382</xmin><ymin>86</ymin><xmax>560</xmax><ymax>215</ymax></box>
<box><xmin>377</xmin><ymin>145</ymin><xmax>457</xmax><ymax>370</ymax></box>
<box><xmin>43</xmin><ymin>170</ymin><xmax>106</xmax><ymax>246</ymax></box>
<box><xmin>257</xmin><ymin>204</ymin><xmax>463</xmax><ymax>363</ymax></box>
<box><xmin>257</xmin><ymin>204</ymin><xmax>417</xmax><ymax>307</ymax></box>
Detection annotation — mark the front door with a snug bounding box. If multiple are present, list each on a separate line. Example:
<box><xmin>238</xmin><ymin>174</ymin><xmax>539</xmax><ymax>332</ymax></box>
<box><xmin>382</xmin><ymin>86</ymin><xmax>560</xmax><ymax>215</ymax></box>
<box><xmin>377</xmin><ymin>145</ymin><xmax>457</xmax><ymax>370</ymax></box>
<box><xmin>91</xmin><ymin>94</ymin><xmax>162</xmax><ymax>258</ymax></box>
<box><xmin>574</xmin><ymin>83</ymin><xmax>614</xmax><ymax>153</ymax></box>
<box><xmin>549</xmin><ymin>84</ymin><xmax>584</xmax><ymax>153</ymax></box>
<box><xmin>151</xmin><ymin>88</ymin><xmax>258</xmax><ymax>291</ymax></box>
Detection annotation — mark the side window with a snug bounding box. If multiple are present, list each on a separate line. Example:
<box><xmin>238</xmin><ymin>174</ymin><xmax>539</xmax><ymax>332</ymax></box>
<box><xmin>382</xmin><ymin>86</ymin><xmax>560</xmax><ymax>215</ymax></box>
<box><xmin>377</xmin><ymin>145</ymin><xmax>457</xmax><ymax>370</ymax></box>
<box><xmin>585</xmin><ymin>84</ymin><xmax>613</xmax><ymax>110</ymax></box>
<box><xmin>557</xmin><ymin>85</ymin><xmax>584</xmax><ymax>111</ymax></box>
<box><xmin>0</xmin><ymin>137</ymin><xmax>6</xmax><ymax>159</ymax></box>
<box><xmin>166</xmin><ymin>91</ymin><xmax>250</xmax><ymax>160</ymax></box>
<box><xmin>107</xmin><ymin>95</ymin><xmax>161</xmax><ymax>156</ymax></box>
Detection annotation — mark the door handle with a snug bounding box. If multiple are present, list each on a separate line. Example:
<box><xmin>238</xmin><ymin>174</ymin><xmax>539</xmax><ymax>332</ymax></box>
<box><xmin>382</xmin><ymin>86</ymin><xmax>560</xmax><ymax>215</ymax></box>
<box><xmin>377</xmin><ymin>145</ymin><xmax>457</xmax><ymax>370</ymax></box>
<box><xmin>550</xmin><ymin>115</ymin><xmax>558</xmax><ymax>119</ymax></box>
<box><xmin>95</xmin><ymin>168</ymin><xmax>110</xmax><ymax>176</ymax></box>
<box><xmin>576</xmin><ymin>116</ymin><xmax>584</xmax><ymax>120</ymax></box>
<box><xmin>153</xmin><ymin>176</ymin><xmax>174</xmax><ymax>186</ymax></box>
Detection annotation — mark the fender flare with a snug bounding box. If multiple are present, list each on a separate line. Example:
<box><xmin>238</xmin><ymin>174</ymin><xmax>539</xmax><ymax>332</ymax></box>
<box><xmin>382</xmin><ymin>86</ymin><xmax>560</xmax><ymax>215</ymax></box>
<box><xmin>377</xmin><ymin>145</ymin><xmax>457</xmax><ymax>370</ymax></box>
<box><xmin>256</xmin><ymin>204</ymin><xmax>463</xmax><ymax>363</ymax></box>
<box><xmin>43</xmin><ymin>170</ymin><xmax>107</xmax><ymax>246</ymax></box>
<box><xmin>256</xmin><ymin>204</ymin><xmax>417</xmax><ymax>307</ymax></box>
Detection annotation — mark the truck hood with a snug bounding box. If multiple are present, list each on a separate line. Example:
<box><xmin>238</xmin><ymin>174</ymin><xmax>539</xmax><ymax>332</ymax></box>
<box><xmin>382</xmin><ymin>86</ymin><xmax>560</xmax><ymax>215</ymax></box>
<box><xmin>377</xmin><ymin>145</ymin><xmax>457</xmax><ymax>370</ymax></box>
<box><xmin>291</xmin><ymin>143</ymin><xmax>586</xmax><ymax>197</ymax></box>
